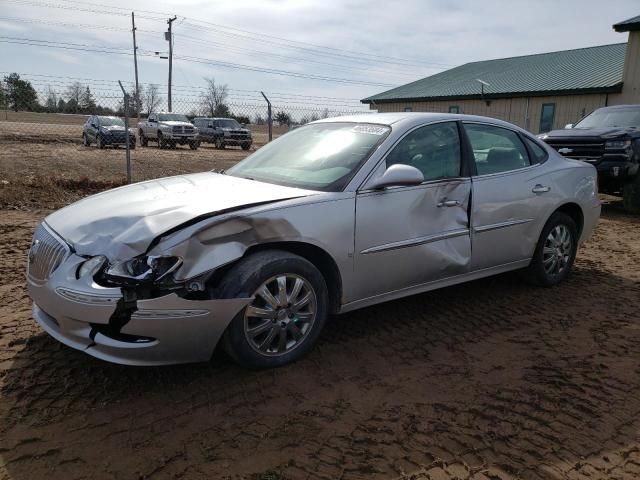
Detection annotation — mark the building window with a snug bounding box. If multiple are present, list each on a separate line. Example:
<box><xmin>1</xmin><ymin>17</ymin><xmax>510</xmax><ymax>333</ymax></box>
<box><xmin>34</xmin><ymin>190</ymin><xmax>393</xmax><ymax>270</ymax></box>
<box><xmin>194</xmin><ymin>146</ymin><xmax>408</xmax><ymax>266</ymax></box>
<box><xmin>404</xmin><ymin>107</ymin><xmax>413</xmax><ymax>112</ymax></box>
<box><xmin>448</xmin><ymin>106</ymin><xmax>460</xmax><ymax>114</ymax></box>
<box><xmin>539</xmin><ymin>103</ymin><xmax>556</xmax><ymax>133</ymax></box>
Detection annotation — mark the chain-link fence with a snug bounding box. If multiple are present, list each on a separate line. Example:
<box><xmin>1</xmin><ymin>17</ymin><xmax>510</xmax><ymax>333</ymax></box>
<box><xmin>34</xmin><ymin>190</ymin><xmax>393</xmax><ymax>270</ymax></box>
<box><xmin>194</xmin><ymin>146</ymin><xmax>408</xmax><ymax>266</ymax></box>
<box><xmin>0</xmin><ymin>72</ymin><xmax>371</xmax><ymax>208</ymax></box>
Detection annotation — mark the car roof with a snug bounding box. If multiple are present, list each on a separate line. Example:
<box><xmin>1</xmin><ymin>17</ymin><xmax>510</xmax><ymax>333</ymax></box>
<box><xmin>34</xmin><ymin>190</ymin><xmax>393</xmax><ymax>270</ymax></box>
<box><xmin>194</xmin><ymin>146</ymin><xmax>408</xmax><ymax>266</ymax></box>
<box><xmin>194</xmin><ymin>117</ymin><xmax>237</xmax><ymax>120</ymax></box>
<box><xmin>311</xmin><ymin>112</ymin><xmax>530</xmax><ymax>132</ymax></box>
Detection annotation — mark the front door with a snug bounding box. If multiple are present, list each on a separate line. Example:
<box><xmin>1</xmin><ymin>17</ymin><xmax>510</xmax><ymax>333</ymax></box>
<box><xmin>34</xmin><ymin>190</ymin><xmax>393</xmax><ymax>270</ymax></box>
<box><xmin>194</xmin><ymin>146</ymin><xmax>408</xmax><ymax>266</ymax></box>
<box><xmin>353</xmin><ymin>121</ymin><xmax>472</xmax><ymax>301</ymax></box>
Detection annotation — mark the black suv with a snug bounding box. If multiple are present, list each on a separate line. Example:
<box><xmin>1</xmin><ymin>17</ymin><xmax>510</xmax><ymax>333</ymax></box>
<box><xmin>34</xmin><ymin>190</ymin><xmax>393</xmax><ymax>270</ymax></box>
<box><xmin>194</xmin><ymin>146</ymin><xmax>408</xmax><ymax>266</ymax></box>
<box><xmin>83</xmin><ymin>115</ymin><xmax>136</xmax><ymax>149</ymax></box>
<box><xmin>540</xmin><ymin>105</ymin><xmax>640</xmax><ymax>211</ymax></box>
<box><xmin>192</xmin><ymin>117</ymin><xmax>252</xmax><ymax>150</ymax></box>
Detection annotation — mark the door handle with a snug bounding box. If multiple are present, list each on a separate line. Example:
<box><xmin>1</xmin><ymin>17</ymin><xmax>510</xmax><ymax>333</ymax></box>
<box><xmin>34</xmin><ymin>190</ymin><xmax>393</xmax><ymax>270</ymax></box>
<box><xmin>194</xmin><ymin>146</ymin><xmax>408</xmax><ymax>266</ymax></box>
<box><xmin>437</xmin><ymin>199</ymin><xmax>460</xmax><ymax>208</ymax></box>
<box><xmin>532</xmin><ymin>184</ymin><xmax>551</xmax><ymax>194</ymax></box>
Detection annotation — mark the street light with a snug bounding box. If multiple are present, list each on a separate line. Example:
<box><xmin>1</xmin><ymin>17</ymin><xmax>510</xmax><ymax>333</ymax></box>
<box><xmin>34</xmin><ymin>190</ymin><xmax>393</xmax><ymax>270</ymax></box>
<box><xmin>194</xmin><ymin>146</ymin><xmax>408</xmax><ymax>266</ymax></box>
<box><xmin>476</xmin><ymin>78</ymin><xmax>491</xmax><ymax>106</ymax></box>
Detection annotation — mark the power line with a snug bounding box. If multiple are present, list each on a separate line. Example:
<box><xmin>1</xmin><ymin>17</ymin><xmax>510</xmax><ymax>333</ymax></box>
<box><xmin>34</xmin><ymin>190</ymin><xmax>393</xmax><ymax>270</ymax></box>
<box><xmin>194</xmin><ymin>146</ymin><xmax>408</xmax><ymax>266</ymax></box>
<box><xmin>5</xmin><ymin>0</ymin><xmax>454</xmax><ymax>70</ymax></box>
<box><xmin>0</xmin><ymin>37</ymin><xmax>397</xmax><ymax>87</ymax></box>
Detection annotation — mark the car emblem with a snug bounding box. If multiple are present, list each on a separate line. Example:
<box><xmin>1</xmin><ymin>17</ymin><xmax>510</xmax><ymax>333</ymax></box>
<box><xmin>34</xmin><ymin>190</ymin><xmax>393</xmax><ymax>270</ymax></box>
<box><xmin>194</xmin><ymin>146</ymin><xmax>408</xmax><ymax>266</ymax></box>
<box><xmin>28</xmin><ymin>239</ymin><xmax>40</xmax><ymax>263</ymax></box>
<box><xmin>558</xmin><ymin>147</ymin><xmax>573</xmax><ymax>154</ymax></box>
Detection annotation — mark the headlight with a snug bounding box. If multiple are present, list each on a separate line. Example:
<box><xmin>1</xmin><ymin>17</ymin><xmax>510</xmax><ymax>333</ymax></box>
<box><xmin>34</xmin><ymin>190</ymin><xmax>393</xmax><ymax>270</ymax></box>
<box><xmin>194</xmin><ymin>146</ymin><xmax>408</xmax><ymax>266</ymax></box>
<box><xmin>537</xmin><ymin>133</ymin><xmax>548</xmax><ymax>140</ymax></box>
<box><xmin>105</xmin><ymin>255</ymin><xmax>182</xmax><ymax>283</ymax></box>
<box><xmin>77</xmin><ymin>255</ymin><xmax>106</xmax><ymax>278</ymax></box>
<box><xmin>605</xmin><ymin>139</ymin><xmax>631</xmax><ymax>150</ymax></box>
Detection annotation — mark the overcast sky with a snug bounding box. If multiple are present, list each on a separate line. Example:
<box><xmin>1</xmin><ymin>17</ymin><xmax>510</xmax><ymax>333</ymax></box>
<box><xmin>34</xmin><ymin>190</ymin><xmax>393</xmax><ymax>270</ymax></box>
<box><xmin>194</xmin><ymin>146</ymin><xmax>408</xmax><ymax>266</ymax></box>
<box><xmin>1</xmin><ymin>0</ymin><xmax>638</xmax><ymax>115</ymax></box>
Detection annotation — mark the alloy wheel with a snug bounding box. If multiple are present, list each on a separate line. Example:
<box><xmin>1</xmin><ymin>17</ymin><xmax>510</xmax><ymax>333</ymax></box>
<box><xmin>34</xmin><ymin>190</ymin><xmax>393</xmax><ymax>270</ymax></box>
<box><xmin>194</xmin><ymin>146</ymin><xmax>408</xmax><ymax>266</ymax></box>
<box><xmin>543</xmin><ymin>224</ymin><xmax>573</xmax><ymax>277</ymax></box>
<box><xmin>244</xmin><ymin>274</ymin><xmax>317</xmax><ymax>357</ymax></box>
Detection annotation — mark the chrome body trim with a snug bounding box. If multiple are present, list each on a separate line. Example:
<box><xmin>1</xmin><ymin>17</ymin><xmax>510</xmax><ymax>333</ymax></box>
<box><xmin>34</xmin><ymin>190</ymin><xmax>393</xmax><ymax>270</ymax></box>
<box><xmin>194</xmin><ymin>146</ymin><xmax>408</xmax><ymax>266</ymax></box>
<box><xmin>474</xmin><ymin>219</ymin><xmax>534</xmax><ymax>234</ymax></box>
<box><xmin>360</xmin><ymin>228</ymin><xmax>470</xmax><ymax>254</ymax></box>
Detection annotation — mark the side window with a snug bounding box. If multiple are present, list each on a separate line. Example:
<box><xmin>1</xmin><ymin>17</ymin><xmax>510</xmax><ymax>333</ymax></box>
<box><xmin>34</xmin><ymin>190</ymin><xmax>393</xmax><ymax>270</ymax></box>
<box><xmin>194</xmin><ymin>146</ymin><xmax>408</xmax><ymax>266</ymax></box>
<box><xmin>464</xmin><ymin>123</ymin><xmax>530</xmax><ymax>175</ymax></box>
<box><xmin>524</xmin><ymin>137</ymin><xmax>548</xmax><ymax>164</ymax></box>
<box><xmin>386</xmin><ymin>122</ymin><xmax>461</xmax><ymax>181</ymax></box>
<box><xmin>539</xmin><ymin>103</ymin><xmax>556</xmax><ymax>133</ymax></box>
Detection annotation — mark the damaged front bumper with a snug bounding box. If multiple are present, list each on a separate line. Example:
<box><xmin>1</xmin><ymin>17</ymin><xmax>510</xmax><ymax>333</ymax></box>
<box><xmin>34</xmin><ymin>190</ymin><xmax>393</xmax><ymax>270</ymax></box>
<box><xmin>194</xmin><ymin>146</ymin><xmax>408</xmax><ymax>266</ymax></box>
<box><xmin>28</xmin><ymin>247</ymin><xmax>250</xmax><ymax>366</ymax></box>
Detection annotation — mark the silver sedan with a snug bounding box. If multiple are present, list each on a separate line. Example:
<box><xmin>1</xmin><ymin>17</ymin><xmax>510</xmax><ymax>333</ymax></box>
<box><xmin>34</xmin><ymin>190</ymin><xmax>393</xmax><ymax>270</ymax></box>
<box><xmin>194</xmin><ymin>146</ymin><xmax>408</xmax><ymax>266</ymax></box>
<box><xmin>27</xmin><ymin>113</ymin><xmax>600</xmax><ymax>368</ymax></box>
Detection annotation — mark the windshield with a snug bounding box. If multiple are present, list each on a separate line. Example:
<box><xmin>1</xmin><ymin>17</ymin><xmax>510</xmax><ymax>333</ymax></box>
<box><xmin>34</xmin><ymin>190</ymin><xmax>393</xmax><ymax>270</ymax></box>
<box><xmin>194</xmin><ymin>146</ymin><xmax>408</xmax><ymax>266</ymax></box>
<box><xmin>216</xmin><ymin>119</ymin><xmax>241</xmax><ymax>129</ymax></box>
<box><xmin>575</xmin><ymin>108</ymin><xmax>640</xmax><ymax>129</ymax></box>
<box><xmin>99</xmin><ymin>117</ymin><xmax>124</xmax><ymax>127</ymax></box>
<box><xmin>227</xmin><ymin>122</ymin><xmax>390</xmax><ymax>191</ymax></box>
<box><xmin>158</xmin><ymin>113</ymin><xmax>189</xmax><ymax>122</ymax></box>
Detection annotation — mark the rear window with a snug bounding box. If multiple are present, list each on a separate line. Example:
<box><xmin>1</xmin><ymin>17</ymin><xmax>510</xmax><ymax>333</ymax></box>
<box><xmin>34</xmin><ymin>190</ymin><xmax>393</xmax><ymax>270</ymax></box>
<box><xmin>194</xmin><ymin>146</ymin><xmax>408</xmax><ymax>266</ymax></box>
<box><xmin>524</xmin><ymin>137</ymin><xmax>548</xmax><ymax>164</ymax></box>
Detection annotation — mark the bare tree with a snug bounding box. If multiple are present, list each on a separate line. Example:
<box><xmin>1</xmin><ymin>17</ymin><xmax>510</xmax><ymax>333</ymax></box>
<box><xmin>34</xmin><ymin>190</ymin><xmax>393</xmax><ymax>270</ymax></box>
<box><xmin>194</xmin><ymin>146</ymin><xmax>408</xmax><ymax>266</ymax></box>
<box><xmin>65</xmin><ymin>81</ymin><xmax>84</xmax><ymax>113</ymax></box>
<box><xmin>44</xmin><ymin>85</ymin><xmax>57</xmax><ymax>112</ymax></box>
<box><xmin>200</xmin><ymin>77</ymin><xmax>229</xmax><ymax>117</ymax></box>
<box><xmin>143</xmin><ymin>84</ymin><xmax>161</xmax><ymax>117</ymax></box>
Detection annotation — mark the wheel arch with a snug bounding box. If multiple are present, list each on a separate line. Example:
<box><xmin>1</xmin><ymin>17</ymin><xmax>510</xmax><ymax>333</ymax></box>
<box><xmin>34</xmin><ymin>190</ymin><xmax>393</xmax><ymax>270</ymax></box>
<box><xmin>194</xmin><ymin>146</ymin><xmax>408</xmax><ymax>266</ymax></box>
<box><xmin>552</xmin><ymin>202</ymin><xmax>584</xmax><ymax>237</ymax></box>
<box><xmin>209</xmin><ymin>241</ymin><xmax>343</xmax><ymax>315</ymax></box>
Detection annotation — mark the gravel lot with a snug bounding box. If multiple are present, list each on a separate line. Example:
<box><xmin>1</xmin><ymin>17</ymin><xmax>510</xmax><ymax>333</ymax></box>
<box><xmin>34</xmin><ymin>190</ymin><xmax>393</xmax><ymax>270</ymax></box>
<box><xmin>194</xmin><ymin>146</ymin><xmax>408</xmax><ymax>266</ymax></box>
<box><xmin>1</xmin><ymin>122</ymin><xmax>640</xmax><ymax>479</ymax></box>
<box><xmin>1</xmin><ymin>200</ymin><xmax>640</xmax><ymax>480</ymax></box>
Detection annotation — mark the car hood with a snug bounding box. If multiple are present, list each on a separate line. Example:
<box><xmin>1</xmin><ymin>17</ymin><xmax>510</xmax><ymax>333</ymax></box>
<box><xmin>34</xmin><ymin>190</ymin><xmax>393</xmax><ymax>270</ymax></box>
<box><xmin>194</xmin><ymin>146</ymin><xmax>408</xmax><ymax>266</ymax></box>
<box><xmin>542</xmin><ymin>126</ymin><xmax>640</xmax><ymax>140</ymax></box>
<box><xmin>45</xmin><ymin>172</ymin><xmax>318</xmax><ymax>260</ymax></box>
<box><xmin>101</xmin><ymin>125</ymin><xmax>126</xmax><ymax>132</ymax></box>
<box><xmin>159</xmin><ymin>121</ymin><xmax>193</xmax><ymax>127</ymax></box>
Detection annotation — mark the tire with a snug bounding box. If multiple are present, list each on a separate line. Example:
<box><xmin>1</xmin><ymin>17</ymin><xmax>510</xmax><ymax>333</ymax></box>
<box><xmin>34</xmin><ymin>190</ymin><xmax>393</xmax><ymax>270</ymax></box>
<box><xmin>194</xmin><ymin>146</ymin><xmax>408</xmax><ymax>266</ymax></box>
<box><xmin>158</xmin><ymin>132</ymin><xmax>167</xmax><ymax>149</ymax></box>
<box><xmin>96</xmin><ymin>134</ymin><xmax>104</xmax><ymax>149</ymax></box>
<box><xmin>622</xmin><ymin>174</ymin><xmax>640</xmax><ymax>214</ymax></box>
<box><xmin>215</xmin><ymin>137</ymin><xmax>225</xmax><ymax>150</ymax></box>
<box><xmin>189</xmin><ymin>140</ymin><xmax>200</xmax><ymax>150</ymax></box>
<box><xmin>82</xmin><ymin>133</ymin><xmax>90</xmax><ymax>147</ymax></box>
<box><xmin>139</xmin><ymin>130</ymin><xmax>148</xmax><ymax>147</ymax></box>
<box><xmin>218</xmin><ymin>250</ymin><xmax>329</xmax><ymax>369</ymax></box>
<box><xmin>241</xmin><ymin>143</ymin><xmax>251</xmax><ymax>151</ymax></box>
<box><xmin>130</xmin><ymin>142</ymin><xmax>136</xmax><ymax>150</ymax></box>
<box><xmin>521</xmin><ymin>212</ymin><xmax>578</xmax><ymax>287</ymax></box>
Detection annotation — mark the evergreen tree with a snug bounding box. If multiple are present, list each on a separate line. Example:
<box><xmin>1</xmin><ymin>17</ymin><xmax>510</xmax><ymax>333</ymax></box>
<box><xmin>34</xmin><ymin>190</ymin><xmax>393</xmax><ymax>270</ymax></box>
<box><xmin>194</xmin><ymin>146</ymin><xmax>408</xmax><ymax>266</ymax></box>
<box><xmin>3</xmin><ymin>73</ymin><xmax>38</xmax><ymax>111</ymax></box>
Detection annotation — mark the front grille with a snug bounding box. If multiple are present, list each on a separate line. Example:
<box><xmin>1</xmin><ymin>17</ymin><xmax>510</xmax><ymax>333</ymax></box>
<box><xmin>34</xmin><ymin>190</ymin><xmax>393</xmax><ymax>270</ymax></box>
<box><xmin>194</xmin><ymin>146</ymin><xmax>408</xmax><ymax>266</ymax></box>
<box><xmin>27</xmin><ymin>223</ymin><xmax>69</xmax><ymax>284</ymax></box>
<box><xmin>172</xmin><ymin>126</ymin><xmax>195</xmax><ymax>134</ymax></box>
<box><xmin>545</xmin><ymin>139</ymin><xmax>605</xmax><ymax>163</ymax></box>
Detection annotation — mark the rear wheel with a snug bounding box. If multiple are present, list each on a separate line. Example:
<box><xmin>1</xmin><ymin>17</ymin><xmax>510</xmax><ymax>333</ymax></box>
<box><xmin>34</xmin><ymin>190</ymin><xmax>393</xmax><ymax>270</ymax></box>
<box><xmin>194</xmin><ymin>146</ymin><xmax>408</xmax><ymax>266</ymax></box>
<box><xmin>521</xmin><ymin>212</ymin><xmax>578</xmax><ymax>287</ymax></box>
<box><xmin>218</xmin><ymin>250</ymin><xmax>328</xmax><ymax>369</ymax></box>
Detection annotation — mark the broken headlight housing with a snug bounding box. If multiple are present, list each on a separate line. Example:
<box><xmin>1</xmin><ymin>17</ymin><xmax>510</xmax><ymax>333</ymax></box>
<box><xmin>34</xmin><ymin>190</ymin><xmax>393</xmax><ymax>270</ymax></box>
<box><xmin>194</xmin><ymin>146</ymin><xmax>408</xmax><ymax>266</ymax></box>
<box><xmin>104</xmin><ymin>255</ymin><xmax>183</xmax><ymax>283</ymax></box>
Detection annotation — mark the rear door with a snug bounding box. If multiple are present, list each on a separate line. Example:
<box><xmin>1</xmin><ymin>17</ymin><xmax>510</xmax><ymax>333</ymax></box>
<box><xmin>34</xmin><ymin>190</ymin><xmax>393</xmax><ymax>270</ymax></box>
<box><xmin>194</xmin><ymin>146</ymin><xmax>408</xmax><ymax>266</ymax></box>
<box><xmin>353</xmin><ymin>121</ymin><xmax>472</xmax><ymax>300</ymax></box>
<box><xmin>463</xmin><ymin>122</ymin><xmax>556</xmax><ymax>270</ymax></box>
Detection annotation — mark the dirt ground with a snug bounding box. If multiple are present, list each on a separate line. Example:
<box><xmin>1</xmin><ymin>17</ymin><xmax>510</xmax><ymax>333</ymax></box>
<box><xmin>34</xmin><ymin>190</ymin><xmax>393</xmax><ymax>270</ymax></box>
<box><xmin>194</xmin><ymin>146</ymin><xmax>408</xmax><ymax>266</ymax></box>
<box><xmin>1</xmin><ymin>127</ymin><xmax>640</xmax><ymax>479</ymax></box>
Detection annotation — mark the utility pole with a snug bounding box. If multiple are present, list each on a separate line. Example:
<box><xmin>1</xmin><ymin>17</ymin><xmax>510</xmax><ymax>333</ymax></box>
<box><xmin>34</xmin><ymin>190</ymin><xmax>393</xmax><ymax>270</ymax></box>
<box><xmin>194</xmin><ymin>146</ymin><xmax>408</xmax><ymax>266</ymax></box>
<box><xmin>131</xmin><ymin>12</ymin><xmax>140</xmax><ymax>121</ymax></box>
<box><xmin>166</xmin><ymin>16</ymin><xmax>177</xmax><ymax>112</ymax></box>
<box><xmin>261</xmin><ymin>91</ymin><xmax>272</xmax><ymax>142</ymax></box>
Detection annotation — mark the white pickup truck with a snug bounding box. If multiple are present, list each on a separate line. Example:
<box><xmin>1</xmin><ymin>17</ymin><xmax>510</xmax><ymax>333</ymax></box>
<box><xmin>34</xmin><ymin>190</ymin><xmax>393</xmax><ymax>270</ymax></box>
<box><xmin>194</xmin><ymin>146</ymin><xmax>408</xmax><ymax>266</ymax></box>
<box><xmin>138</xmin><ymin>112</ymin><xmax>200</xmax><ymax>149</ymax></box>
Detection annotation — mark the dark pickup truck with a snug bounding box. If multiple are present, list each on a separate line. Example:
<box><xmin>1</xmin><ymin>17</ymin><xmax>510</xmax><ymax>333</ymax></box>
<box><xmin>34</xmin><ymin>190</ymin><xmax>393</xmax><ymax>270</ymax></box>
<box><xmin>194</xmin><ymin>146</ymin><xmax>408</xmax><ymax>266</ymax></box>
<box><xmin>540</xmin><ymin>104</ymin><xmax>640</xmax><ymax>212</ymax></box>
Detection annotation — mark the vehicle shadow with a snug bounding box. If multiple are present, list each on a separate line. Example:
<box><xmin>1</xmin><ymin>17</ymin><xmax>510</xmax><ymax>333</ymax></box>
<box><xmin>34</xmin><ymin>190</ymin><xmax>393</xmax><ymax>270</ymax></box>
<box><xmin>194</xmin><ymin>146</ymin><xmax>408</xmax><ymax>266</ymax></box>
<box><xmin>2</xmin><ymin>260</ymin><xmax>640</xmax><ymax>479</ymax></box>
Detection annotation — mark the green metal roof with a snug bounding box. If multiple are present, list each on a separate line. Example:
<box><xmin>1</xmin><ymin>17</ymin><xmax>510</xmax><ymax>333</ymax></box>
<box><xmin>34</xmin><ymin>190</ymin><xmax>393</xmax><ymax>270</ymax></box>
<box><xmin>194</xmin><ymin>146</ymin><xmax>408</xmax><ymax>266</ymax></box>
<box><xmin>614</xmin><ymin>14</ymin><xmax>640</xmax><ymax>32</ymax></box>
<box><xmin>362</xmin><ymin>43</ymin><xmax>626</xmax><ymax>104</ymax></box>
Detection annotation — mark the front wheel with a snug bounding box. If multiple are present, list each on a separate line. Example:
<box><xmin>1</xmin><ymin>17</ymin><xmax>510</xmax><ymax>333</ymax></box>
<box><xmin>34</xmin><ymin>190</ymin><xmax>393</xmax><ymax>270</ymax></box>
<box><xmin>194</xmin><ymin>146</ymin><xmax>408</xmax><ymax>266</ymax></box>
<box><xmin>218</xmin><ymin>250</ymin><xmax>328</xmax><ymax>369</ymax></box>
<box><xmin>241</xmin><ymin>142</ymin><xmax>251</xmax><ymax>151</ymax></box>
<box><xmin>214</xmin><ymin>137</ymin><xmax>225</xmax><ymax>150</ymax></box>
<box><xmin>521</xmin><ymin>212</ymin><xmax>578</xmax><ymax>287</ymax></box>
<box><xmin>139</xmin><ymin>131</ymin><xmax>148</xmax><ymax>147</ymax></box>
<box><xmin>189</xmin><ymin>140</ymin><xmax>200</xmax><ymax>150</ymax></box>
<box><xmin>82</xmin><ymin>133</ymin><xmax>90</xmax><ymax>147</ymax></box>
<box><xmin>622</xmin><ymin>174</ymin><xmax>640</xmax><ymax>214</ymax></box>
<box><xmin>96</xmin><ymin>135</ymin><xmax>104</xmax><ymax>149</ymax></box>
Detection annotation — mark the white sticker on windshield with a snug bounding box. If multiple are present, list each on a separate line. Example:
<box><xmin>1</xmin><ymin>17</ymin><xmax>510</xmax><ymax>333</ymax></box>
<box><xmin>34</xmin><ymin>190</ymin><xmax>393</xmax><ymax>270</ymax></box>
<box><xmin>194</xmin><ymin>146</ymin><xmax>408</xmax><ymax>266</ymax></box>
<box><xmin>351</xmin><ymin>125</ymin><xmax>387</xmax><ymax>135</ymax></box>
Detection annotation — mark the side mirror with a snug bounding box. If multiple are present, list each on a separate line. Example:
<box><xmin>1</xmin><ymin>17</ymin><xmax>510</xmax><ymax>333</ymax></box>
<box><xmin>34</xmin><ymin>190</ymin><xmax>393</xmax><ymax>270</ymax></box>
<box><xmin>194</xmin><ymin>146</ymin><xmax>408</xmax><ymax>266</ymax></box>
<box><xmin>564</xmin><ymin>123</ymin><xmax>574</xmax><ymax>129</ymax></box>
<box><xmin>367</xmin><ymin>164</ymin><xmax>424</xmax><ymax>190</ymax></box>
<box><xmin>149</xmin><ymin>118</ymin><xmax>156</xmax><ymax>123</ymax></box>
<box><xmin>208</xmin><ymin>123</ymin><xmax>214</xmax><ymax>128</ymax></box>
<box><xmin>241</xmin><ymin>123</ymin><xmax>247</xmax><ymax>127</ymax></box>
<box><xmin>91</xmin><ymin>123</ymin><xmax>97</xmax><ymax>128</ymax></box>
